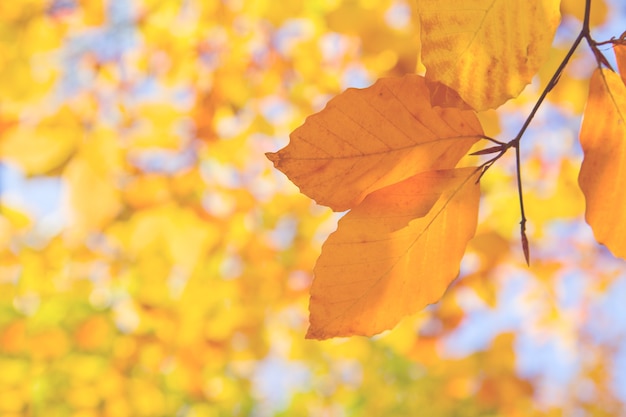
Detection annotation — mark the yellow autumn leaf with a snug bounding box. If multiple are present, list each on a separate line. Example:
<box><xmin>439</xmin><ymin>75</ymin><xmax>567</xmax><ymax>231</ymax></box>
<box><xmin>417</xmin><ymin>0</ymin><xmax>561</xmax><ymax>110</ymax></box>
<box><xmin>307</xmin><ymin>167</ymin><xmax>480</xmax><ymax>339</ymax></box>
<box><xmin>267</xmin><ymin>74</ymin><xmax>483</xmax><ymax>212</ymax></box>
<box><xmin>578</xmin><ymin>68</ymin><xmax>626</xmax><ymax>259</ymax></box>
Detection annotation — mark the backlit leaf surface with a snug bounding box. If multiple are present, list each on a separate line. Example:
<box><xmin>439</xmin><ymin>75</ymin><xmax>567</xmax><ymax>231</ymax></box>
<box><xmin>307</xmin><ymin>167</ymin><xmax>480</xmax><ymax>339</ymax></box>
<box><xmin>578</xmin><ymin>68</ymin><xmax>626</xmax><ymax>259</ymax></box>
<box><xmin>266</xmin><ymin>74</ymin><xmax>483</xmax><ymax>212</ymax></box>
<box><xmin>418</xmin><ymin>0</ymin><xmax>561</xmax><ymax>110</ymax></box>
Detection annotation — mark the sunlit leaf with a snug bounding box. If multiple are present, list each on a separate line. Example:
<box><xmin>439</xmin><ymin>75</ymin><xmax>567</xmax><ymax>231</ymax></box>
<box><xmin>417</xmin><ymin>0</ymin><xmax>561</xmax><ymax>110</ymax></box>
<box><xmin>3</xmin><ymin>0</ymin><xmax>626</xmax><ymax>413</ymax></box>
<box><xmin>307</xmin><ymin>167</ymin><xmax>480</xmax><ymax>339</ymax></box>
<box><xmin>578</xmin><ymin>68</ymin><xmax>626</xmax><ymax>259</ymax></box>
<box><xmin>267</xmin><ymin>74</ymin><xmax>482</xmax><ymax>212</ymax></box>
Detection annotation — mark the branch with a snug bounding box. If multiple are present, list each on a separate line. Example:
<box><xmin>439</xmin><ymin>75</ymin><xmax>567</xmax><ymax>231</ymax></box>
<box><xmin>508</xmin><ymin>26</ymin><xmax>586</xmax><ymax>265</ymax></box>
<box><xmin>475</xmin><ymin>0</ymin><xmax>593</xmax><ymax>264</ymax></box>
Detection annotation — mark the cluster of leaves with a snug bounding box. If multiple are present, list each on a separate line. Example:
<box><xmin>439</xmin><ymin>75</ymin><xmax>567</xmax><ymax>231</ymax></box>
<box><xmin>2</xmin><ymin>0</ymin><xmax>626</xmax><ymax>416</ymax></box>
<box><xmin>268</xmin><ymin>0</ymin><xmax>626</xmax><ymax>340</ymax></box>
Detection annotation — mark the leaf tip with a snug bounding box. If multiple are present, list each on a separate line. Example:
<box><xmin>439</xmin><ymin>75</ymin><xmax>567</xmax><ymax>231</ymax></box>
<box><xmin>265</xmin><ymin>151</ymin><xmax>278</xmax><ymax>163</ymax></box>
<box><xmin>304</xmin><ymin>327</ymin><xmax>325</xmax><ymax>340</ymax></box>
<box><xmin>521</xmin><ymin>228</ymin><xmax>530</xmax><ymax>266</ymax></box>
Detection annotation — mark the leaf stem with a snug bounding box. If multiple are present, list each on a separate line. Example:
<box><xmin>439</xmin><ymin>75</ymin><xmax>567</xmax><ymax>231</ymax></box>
<box><xmin>581</xmin><ymin>0</ymin><xmax>615</xmax><ymax>71</ymax></box>
<box><xmin>583</xmin><ymin>0</ymin><xmax>591</xmax><ymax>35</ymax></box>
<box><xmin>514</xmin><ymin>142</ymin><xmax>529</xmax><ymax>265</ymax></box>
<box><xmin>481</xmin><ymin>135</ymin><xmax>505</xmax><ymax>145</ymax></box>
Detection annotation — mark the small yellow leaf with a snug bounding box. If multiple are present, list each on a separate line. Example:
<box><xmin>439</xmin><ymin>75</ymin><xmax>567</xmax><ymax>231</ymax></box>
<box><xmin>306</xmin><ymin>167</ymin><xmax>480</xmax><ymax>339</ymax></box>
<box><xmin>267</xmin><ymin>74</ymin><xmax>482</xmax><ymax>212</ymax></box>
<box><xmin>418</xmin><ymin>0</ymin><xmax>561</xmax><ymax>110</ymax></box>
<box><xmin>578</xmin><ymin>68</ymin><xmax>626</xmax><ymax>258</ymax></box>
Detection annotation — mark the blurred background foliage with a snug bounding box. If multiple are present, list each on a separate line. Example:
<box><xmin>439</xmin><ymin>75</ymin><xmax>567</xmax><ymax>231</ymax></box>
<box><xmin>1</xmin><ymin>0</ymin><xmax>626</xmax><ymax>416</ymax></box>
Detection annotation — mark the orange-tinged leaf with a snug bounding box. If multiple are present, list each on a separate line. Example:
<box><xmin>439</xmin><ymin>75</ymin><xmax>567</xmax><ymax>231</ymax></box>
<box><xmin>418</xmin><ymin>0</ymin><xmax>561</xmax><ymax>110</ymax></box>
<box><xmin>306</xmin><ymin>167</ymin><xmax>480</xmax><ymax>339</ymax></box>
<box><xmin>578</xmin><ymin>68</ymin><xmax>626</xmax><ymax>259</ymax></box>
<box><xmin>267</xmin><ymin>74</ymin><xmax>482</xmax><ymax>212</ymax></box>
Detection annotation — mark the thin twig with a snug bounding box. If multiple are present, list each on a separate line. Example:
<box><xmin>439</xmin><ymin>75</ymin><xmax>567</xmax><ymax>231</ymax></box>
<box><xmin>514</xmin><ymin>142</ymin><xmax>529</xmax><ymax>265</ymax></box>
<box><xmin>474</xmin><ymin>0</ymin><xmax>593</xmax><ymax>264</ymax></box>
<box><xmin>509</xmin><ymin>30</ymin><xmax>584</xmax><ymax>264</ymax></box>
<box><xmin>512</xmin><ymin>34</ymin><xmax>586</xmax><ymax>144</ymax></box>
<box><xmin>511</xmin><ymin>0</ymin><xmax>592</xmax><ymax>265</ymax></box>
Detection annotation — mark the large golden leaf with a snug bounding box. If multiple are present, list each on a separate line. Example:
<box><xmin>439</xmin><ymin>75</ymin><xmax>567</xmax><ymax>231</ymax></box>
<box><xmin>307</xmin><ymin>168</ymin><xmax>480</xmax><ymax>339</ymax></box>
<box><xmin>417</xmin><ymin>0</ymin><xmax>561</xmax><ymax>110</ymax></box>
<box><xmin>578</xmin><ymin>68</ymin><xmax>626</xmax><ymax>259</ymax></box>
<box><xmin>266</xmin><ymin>74</ymin><xmax>482</xmax><ymax>212</ymax></box>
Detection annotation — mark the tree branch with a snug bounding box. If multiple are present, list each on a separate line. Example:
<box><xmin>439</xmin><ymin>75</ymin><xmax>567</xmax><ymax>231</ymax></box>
<box><xmin>476</xmin><ymin>0</ymin><xmax>593</xmax><ymax>264</ymax></box>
